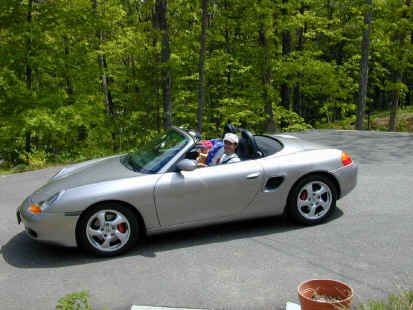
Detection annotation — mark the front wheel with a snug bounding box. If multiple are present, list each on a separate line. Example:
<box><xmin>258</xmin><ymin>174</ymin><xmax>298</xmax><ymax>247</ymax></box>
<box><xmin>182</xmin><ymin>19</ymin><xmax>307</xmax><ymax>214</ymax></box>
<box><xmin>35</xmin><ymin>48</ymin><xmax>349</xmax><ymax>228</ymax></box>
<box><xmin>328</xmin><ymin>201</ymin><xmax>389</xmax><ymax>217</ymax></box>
<box><xmin>287</xmin><ymin>175</ymin><xmax>337</xmax><ymax>225</ymax></box>
<box><xmin>76</xmin><ymin>203</ymin><xmax>139</xmax><ymax>257</ymax></box>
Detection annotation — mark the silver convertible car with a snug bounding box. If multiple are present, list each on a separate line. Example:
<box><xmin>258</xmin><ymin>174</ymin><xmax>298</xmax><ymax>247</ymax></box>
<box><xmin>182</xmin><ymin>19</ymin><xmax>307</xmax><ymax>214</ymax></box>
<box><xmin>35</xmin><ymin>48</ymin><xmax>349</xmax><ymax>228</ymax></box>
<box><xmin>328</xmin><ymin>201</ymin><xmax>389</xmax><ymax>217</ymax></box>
<box><xmin>17</xmin><ymin>127</ymin><xmax>357</xmax><ymax>256</ymax></box>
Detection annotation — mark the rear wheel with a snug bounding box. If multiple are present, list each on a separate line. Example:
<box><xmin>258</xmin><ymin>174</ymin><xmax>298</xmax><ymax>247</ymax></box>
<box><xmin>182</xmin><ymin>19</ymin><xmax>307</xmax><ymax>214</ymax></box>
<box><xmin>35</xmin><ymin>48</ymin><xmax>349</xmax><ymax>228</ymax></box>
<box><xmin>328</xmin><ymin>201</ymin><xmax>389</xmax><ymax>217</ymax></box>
<box><xmin>287</xmin><ymin>175</ymin><xmax>337</xmax><ymax>225</ymax></box>
<box><xmin>77</xmin><ymin>203</ymin><xmax>139</xmax><ymax>257</ymax></box>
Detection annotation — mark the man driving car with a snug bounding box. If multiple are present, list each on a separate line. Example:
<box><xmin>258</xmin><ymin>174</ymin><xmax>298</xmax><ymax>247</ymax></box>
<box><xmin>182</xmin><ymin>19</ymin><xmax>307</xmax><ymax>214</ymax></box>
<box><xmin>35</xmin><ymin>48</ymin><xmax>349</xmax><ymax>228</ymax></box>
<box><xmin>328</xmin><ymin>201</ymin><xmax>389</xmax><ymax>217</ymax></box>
<box><xmin>216</xmin><ymin>133</ymin><xmax>241</xmax><ymax>164</ymax></box>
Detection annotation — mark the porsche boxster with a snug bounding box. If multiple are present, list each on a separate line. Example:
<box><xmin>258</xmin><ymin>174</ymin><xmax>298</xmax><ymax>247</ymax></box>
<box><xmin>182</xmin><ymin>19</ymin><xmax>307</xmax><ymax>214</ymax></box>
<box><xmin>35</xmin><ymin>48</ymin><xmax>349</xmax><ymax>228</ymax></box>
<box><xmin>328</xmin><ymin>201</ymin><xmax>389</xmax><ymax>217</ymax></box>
<box><xmin>17</xmin><ymin>126</ymin><xmax>358</xmax><ymax>256</ymax></box>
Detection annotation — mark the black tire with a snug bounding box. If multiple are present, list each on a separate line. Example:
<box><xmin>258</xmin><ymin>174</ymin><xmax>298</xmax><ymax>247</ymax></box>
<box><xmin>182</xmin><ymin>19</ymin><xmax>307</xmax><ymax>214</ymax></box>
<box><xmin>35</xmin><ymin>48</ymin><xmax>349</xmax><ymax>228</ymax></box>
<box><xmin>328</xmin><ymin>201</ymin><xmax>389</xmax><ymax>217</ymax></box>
<box><xmin>287</xmin><ymin>174</ymin><xmax>337</xmax><ymax>225</ymax></box>
<box><xmin>76</xmin><ymin>202</ymin><xmax>139</xmax><ymax>257</ymax></box>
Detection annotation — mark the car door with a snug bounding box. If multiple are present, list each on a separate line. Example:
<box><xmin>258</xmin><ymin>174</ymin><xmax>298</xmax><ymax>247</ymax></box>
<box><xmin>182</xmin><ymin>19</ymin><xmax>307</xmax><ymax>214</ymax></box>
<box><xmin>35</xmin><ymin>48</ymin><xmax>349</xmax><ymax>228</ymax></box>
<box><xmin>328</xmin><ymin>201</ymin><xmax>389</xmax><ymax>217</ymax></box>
<box><xmin>154</xmin><ymin>160</ymin><xmax>263</xmax><ymax>227</ymax></box>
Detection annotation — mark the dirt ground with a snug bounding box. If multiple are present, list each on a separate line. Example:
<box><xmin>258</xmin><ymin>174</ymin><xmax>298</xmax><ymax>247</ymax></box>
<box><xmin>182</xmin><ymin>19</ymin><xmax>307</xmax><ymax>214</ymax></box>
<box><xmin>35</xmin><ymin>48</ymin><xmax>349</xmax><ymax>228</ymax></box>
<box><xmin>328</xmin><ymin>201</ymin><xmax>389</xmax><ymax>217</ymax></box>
<box><xmin>370</xmin><ymin>113</ymin><xmax>413</xmax><ymax>132</ymax></box>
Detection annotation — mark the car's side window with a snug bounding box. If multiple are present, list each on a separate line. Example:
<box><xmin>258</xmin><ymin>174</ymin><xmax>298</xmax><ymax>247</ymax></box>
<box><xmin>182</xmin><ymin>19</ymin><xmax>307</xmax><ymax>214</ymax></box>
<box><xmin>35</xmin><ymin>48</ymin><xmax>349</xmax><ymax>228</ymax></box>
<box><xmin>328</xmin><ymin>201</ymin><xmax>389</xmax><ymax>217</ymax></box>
<box><xmin>175</xmin><ymin>136</ymin><xmax>250</xmax><ymax>171</ymax></box>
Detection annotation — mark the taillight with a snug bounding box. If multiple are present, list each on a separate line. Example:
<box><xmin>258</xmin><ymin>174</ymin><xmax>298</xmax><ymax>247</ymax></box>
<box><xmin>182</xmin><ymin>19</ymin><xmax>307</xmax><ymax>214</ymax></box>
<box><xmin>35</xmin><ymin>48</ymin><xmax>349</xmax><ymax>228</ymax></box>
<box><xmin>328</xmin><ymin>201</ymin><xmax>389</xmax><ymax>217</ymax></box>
<box><xmin>341</xmin><ymin>152</ymin><xmax>352</xmax><ymax>166</ymax></box>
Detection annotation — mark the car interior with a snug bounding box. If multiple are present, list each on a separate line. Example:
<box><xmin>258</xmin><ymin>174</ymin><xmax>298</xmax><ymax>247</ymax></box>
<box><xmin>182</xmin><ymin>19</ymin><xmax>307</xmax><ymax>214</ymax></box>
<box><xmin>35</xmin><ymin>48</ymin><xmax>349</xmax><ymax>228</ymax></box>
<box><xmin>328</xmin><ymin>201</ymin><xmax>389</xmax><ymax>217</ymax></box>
<box><xmin>183</xmin><ymin>124</ymin><xmax>284</xmax><ymax>168</ymax></box>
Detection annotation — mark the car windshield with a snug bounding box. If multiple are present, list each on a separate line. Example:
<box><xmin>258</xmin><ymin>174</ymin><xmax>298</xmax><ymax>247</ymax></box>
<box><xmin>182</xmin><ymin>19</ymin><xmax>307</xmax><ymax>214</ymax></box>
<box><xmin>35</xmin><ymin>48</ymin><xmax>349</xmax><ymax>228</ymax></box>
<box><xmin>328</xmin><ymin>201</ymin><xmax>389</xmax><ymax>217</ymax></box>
<box><xmin>125</xmin><ymin>129</ymin><xmax>189</xmax><ymax>174</ymax></box>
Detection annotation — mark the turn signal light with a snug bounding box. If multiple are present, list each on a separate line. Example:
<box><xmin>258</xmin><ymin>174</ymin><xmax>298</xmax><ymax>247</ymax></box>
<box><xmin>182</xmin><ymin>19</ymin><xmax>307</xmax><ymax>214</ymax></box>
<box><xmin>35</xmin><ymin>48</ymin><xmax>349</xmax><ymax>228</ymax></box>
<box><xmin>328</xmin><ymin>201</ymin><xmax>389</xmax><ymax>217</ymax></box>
<box><xmin>341</xmin><ymin>152</ymin><xmax>352</xmax><ymax>166</ymax></box>
<box><xmin>29</xmin><ymin>204</ymin><xmax>42</xmax><ymax>214</ymax></box>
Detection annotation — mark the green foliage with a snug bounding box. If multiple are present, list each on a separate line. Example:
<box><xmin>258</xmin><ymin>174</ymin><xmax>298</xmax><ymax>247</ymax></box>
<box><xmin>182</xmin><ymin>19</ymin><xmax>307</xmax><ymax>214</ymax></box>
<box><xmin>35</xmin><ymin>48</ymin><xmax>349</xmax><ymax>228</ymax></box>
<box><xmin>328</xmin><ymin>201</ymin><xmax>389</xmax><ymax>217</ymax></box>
<box><xmin>277</xmin><ymin>107</ymin><xmax>313</xmax><ymax>132</ymax></box>
<box><xmin>19</xmin><ymin>148</ymin><xmax>48</xmax><ymax>170</ymax></box>
<box><xmin>56</xmin><ymin>291</ymin><xmax>92</xmax><ymax>310</ymax></box>
<box><xmin>0</xmin><ymin>0</ymin><xmax>412</xmax><ymax>170</ymax></box>
<box><xmin>316</xmin><ymin>115</ymin><xmax>357</xmax><ymax>130</ymax></box>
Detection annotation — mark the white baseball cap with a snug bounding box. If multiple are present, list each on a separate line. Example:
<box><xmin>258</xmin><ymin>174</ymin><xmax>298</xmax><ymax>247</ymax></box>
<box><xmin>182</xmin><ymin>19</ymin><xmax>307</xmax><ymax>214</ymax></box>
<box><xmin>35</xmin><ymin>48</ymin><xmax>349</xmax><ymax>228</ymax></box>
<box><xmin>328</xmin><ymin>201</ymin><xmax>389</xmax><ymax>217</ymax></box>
<box><xmin>223</xmin><ymin>133</ymin><xmax>239</xmax><ymax>144</ymax></box>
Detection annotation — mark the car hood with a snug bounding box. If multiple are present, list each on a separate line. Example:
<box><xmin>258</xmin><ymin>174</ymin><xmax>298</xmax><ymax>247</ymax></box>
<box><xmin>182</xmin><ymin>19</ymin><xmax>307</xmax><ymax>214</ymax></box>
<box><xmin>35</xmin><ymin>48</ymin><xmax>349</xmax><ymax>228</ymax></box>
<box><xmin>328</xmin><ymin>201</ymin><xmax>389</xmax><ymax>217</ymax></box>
<box><xmin>30</xmin><ymin>155</ymin><xmax>140</xmax><ymax>202</ymax></box>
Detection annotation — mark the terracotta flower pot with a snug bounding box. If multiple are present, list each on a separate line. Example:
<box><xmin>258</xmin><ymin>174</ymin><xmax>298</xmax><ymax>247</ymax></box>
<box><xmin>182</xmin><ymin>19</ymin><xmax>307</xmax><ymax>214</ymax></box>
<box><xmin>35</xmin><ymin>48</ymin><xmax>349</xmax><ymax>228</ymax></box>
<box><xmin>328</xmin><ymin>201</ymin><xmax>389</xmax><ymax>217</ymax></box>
<box><xmin>297</xmin><ymin>279</ymin><xmax>353</xmax><ymax>310</ymax></box>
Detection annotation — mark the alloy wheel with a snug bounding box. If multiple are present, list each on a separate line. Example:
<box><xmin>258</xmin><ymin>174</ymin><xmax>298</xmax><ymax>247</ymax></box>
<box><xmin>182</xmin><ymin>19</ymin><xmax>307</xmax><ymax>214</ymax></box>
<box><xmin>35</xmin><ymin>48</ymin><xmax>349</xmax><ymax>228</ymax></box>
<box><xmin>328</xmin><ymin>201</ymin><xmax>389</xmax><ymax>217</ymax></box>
<box><xmin>296</xmin><ymin>181</ymin><xmax>332</xmax><ymax>220</ymax></box>
<box><xmin>85</xmin><ymin>209</ymin><xmax>131</xmax><ymax>253</ymax></box>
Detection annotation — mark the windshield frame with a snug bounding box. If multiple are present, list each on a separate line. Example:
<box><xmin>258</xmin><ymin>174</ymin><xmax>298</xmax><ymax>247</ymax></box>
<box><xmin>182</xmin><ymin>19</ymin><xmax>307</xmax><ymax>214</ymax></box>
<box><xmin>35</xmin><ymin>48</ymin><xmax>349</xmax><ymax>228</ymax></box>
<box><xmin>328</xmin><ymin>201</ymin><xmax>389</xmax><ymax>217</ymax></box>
<box><xmin>159</xmin><ymin>127</ymin><xmax>196</xmax><ymax>173</ymax></box>
<box><xmin>125</xmin><ymin>127</ymin><xmax>195</xmax><ymax>174</ymax></box>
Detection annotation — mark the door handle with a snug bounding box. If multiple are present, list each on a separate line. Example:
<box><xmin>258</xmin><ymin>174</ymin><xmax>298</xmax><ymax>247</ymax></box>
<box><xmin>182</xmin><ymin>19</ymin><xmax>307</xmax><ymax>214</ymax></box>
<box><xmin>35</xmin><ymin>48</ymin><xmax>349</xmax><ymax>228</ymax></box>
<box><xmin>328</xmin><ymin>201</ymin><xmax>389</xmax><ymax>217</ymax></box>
<box><xmin>246</xmin><ymin>172</ymin><xmax>260</xmax><ymax>180</ymax></box>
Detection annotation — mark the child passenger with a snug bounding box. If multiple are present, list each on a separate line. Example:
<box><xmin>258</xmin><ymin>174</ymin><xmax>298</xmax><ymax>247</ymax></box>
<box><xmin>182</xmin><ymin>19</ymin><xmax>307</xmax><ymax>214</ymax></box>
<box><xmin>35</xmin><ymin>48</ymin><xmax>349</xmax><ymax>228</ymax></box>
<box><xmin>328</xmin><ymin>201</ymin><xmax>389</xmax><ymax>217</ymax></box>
<box><xmin>196</xmin><ymin>140</ymin><xmax>213</xmax><ymax>167</ymax></box>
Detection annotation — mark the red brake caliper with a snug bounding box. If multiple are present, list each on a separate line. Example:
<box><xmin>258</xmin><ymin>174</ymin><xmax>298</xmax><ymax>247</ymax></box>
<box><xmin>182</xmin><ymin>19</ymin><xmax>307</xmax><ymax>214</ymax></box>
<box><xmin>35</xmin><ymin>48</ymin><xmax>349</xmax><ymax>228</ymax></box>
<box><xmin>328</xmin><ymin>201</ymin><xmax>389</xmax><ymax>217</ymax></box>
<box><xmin>118</xmin><ymin>223</ymin><xmax>126</xmax><ymax>233</ymax></box>
<box><xmin>300</xmin><ymin>191</ymin><xmax>308</xmax><ymax>200</ymax></box>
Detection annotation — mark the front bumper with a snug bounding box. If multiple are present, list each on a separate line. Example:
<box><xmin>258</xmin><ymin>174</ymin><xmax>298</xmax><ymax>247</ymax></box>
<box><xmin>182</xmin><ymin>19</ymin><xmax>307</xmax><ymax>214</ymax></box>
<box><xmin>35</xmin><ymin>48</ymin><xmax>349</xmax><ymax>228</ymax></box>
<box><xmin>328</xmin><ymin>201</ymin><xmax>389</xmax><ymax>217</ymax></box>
<box><xmin>17</xmin><ymin>198</ymin><xmax>79</xmax><ymax>247</ymax></box>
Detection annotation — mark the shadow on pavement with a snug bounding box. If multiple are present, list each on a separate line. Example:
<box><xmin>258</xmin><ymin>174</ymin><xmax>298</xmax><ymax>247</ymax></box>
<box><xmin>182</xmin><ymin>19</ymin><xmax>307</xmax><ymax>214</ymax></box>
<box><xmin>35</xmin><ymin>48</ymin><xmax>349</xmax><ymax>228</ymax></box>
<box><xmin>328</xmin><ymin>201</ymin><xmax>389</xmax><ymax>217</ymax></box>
<box><xmin>2</xmin><ymin>208</ymin><xmax>343</xmax><ymax>268</ymax></box>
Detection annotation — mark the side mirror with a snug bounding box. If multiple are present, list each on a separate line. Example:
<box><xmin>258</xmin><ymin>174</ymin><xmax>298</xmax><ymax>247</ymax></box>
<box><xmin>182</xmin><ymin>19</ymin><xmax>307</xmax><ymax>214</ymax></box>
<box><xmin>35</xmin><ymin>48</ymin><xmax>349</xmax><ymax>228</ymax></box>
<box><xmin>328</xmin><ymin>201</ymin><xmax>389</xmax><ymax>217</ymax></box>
<box><xmin>176</xmin><ymin>159</ymin><xmax>197</xmax><ymax>172</ymax></box>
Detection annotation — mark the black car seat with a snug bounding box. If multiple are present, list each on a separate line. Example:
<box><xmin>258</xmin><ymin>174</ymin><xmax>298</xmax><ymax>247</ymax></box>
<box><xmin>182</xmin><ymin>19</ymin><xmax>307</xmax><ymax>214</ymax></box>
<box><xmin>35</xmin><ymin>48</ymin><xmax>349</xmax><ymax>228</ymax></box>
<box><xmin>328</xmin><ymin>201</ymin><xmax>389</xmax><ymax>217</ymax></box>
<box><xmin>237</xmin><ymin>130</ymin><xmax>262</xmax><ymax>160</ymax></box>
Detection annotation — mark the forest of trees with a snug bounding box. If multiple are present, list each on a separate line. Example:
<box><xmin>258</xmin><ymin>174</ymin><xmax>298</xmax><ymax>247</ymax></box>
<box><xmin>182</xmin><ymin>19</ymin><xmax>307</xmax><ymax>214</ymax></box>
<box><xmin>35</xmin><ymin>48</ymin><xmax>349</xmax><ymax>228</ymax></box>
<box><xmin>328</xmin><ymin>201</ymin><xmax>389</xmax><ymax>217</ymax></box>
<box><xmin>0</xmin><ymin>0</ymin><xmax>412</xmax><ymax>168</ymax></box>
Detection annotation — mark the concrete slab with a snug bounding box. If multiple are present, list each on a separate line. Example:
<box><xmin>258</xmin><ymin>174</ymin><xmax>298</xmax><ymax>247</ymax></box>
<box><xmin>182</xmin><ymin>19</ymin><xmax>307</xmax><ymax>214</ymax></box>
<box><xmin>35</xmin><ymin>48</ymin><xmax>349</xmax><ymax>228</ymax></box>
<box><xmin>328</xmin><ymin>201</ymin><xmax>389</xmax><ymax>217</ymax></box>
<box><xmin>131</xmin><ymin>306</ymin><xmax>209</xmax><ymax>310</ymax></box>
<box><xmin>285</xmin><ymin>302</ymin><xmax>301</xmax><ymax>310</ymax></box>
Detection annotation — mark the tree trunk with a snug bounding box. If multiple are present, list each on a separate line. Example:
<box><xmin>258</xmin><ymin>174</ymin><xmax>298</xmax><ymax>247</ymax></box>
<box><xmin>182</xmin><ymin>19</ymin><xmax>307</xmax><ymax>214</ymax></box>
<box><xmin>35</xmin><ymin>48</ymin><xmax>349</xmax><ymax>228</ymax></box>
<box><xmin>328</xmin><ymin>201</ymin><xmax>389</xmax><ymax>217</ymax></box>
<box><xmin>98</xmin><ymin>31</ymin><xmax>114</xmax><ymax>115</ymax></box>
<box><xmin>91</xmin><ymin>0</ymin><xmax>114</xmax><ymax>115</ymax></box>
<box><xmin>64</xmin><ymin>36</ymin><xmax>74</xmax><ymax>105</ymax></box>
<box><xmin>389</xmin><ymin>71</ymin><xmax>402</xmax><ymax>131</ymax></box>
<box><xmin>356</xmin><ymin>0</ymin><xmax>372</xmax><ymax>130</ymax></box>
<box><xmin>281</xmin><ymin>0</ymin><xmax>291</xmax><ymax>110</ymax></box>
<box><xmin>406</xmin><ymin>0</ymin><xmax>411</xmax><ymax>109</ymax></box>
<box><xmin>225</xmin><ymin>29</ymin><xmax>231</xmax><ymax>85</ymax></box>
<box><xmin>389</xmin><ymin>0</ymin><xmax>410</xmax><ymax>131</ymax></box>
<box><xmin>327</xmin><ymin>0</ymin><xmax>333</xmax><ymax>20</ymax></box>
<box><xmin>92</xmin><ymin>0</ymin><xmax>116</xmax><ymax>150</ymax></box>
<box><xmin>91</xmin><ymin>0</ymin><xmax>113</xmax><ymax>115</ymax></box>
<box><xmin>156</xmin><ymin>0</ymin><xmax>172</xmax><ymax>129</ymax></box>
<box><xmin>294</xmin><ymin>2</ymin><xmax>306</xmax><ymax>117</ymax></box>
<box><xmin>198</xmin><ymin>0</ymin><xmax>208</xmax><ymax>134</ymax></box>
<box><xmin>25</xmin><ymin>132</ymin><xmax>31</xmax><ymax>153</ymax></box>
<box><xmin>25</xmin><ymin>0</ymin><xmax>34</xmax><ymax>153</ymax></box>
<box><xmin>389</xmin><ymin>71</ymin><xmax>401</xmax><ymax>131</ymax></box>
<box><xmin>131</xmin><ymin>56</ymin><xmax>139</xmax><ymax>94</ymax></box>
<box><xmin>259</xmin><ymin>25</ymin><xmax>276</xmax><ymax>133</ymax></box>
<box><xmin>26</xmin><ymin>0</ymin><xmax>33</xmax><ymax>91</ymax></box>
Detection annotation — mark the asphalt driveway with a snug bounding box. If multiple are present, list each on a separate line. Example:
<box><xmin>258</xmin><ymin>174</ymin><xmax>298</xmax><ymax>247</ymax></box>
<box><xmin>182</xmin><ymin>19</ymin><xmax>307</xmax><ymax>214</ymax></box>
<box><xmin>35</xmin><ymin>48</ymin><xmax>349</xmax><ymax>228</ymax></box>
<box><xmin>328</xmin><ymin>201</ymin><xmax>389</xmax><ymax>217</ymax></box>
<box><xmin>1</xmin><ymin>130</ymin><xmax>413</xmax><ymax>310</ymax></box>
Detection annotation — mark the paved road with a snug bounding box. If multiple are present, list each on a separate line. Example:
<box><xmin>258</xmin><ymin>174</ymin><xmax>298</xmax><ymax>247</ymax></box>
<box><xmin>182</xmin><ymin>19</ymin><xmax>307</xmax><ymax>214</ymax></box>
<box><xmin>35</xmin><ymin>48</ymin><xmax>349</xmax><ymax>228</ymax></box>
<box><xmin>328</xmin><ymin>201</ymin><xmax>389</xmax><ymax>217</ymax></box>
<box><xmin>1</xmin><ymin>130</ymin><xmax>413</xmax><ymax>310</ymax></box>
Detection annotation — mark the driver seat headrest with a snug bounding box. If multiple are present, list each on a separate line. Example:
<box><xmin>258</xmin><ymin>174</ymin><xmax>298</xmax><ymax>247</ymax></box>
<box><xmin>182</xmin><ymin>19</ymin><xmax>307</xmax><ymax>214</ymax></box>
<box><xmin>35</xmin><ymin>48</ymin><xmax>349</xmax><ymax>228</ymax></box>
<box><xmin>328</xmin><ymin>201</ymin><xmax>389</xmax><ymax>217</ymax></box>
<box><xmin>237</xmin><ymin>130</ymin><xmax>261</xmax><ymax>160</ymax></box>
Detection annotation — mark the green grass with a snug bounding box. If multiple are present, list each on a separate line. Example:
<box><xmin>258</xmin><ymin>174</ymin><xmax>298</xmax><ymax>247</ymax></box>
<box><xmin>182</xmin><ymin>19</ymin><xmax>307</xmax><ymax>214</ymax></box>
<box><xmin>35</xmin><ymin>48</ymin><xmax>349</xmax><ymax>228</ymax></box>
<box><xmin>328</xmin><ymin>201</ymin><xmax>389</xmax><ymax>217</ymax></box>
<box><xmin>353</xmin><ymin>290</ymin><xmax>413</xmax><ymax>310</ymax></box>
<box><xmin>54</xmin><ymin>290</ymin><xmax>413</xmax><ymax>310</ymax></box>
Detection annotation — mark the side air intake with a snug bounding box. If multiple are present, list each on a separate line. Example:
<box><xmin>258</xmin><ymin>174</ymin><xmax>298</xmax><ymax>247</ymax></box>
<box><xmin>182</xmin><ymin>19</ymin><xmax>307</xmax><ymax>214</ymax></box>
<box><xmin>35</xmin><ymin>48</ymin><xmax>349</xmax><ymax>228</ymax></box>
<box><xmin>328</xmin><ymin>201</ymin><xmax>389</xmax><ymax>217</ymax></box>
<box><xmin>265</xmin><ymin>176</ymin><xmax>284</xmax><ymax>191</ymax></box>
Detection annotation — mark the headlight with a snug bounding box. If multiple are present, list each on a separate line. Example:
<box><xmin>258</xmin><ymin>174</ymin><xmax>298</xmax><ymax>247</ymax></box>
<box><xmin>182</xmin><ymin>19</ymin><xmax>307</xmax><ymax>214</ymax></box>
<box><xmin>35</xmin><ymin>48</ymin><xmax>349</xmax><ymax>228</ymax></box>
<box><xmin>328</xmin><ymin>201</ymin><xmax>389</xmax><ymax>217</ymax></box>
<box><xmin>28</xmin><ymin>191</ymin><xmax>65</xmax><ymax>214</ymax></box>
